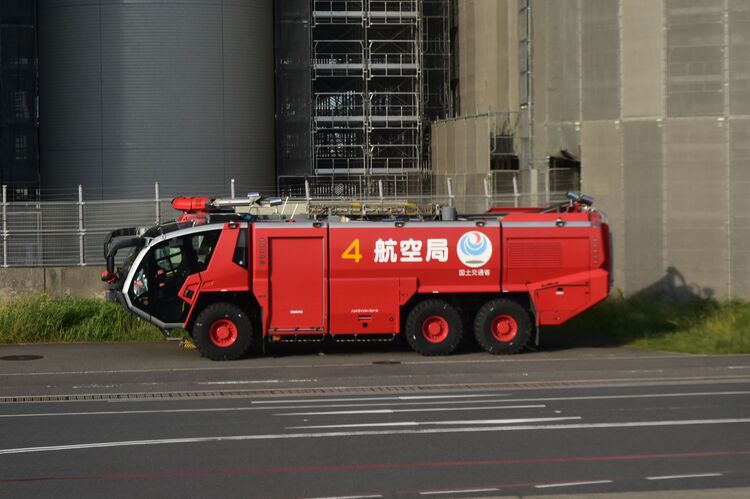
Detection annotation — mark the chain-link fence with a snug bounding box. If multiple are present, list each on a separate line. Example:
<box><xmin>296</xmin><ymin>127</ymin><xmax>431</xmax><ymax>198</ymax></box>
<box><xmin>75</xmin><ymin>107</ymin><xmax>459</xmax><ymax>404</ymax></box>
<box><xmin>0</xmin><ymin>176</ymin><xmax>575</xmax><ymax>267</ymax></box>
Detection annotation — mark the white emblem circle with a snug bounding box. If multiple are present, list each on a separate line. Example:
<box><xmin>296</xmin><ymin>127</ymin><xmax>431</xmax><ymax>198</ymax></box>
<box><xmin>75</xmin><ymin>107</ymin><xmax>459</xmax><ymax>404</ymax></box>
<box><xmin>456</xmin><ymin>231</ymin><xmax>492</xmax><ymax>268</ymax></box>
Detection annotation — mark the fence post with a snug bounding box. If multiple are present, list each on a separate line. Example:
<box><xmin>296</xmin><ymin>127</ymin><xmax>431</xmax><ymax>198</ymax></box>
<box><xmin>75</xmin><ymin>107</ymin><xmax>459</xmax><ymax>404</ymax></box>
<box><xmin>483</xmin><ymin>175</ymin><xmax>492</xmax><ymax>211</ymax></box>
<box><xmin>512</xmin><ymin>174</ymin><xmax>519</xmax><ymax>207</ymax></box>
<box><xmin>2</xmin><ymin>185</ymin><xmax>7</xmax><ymax>267</ymax></box>
<box><xmin>304</xmin><ymin>178</ymin><xmax>311</xmax><ymax>201</ymax></box>
<box><xmin>78</xmin><ymin>184</ymin><xmax>85</xmax><ymax>266</ymax></box>
<box><xmin>446</xmin><ymin>177</ymin><xmax>454</xmax><ymax>208</ymax></box>
<box><xmin>378</xmin><ymin>179</ymin><xmax>384</xmax><ymax>202</ymax></box>
<box><xmin>230</xmin><ymin>178</ymin><xmax>236</xmax><ymax>199</ymax></box>
<box><xmin>154</xmin><ymin>182</ymin><xmax>161</xmax><ymax>225</ymax></box>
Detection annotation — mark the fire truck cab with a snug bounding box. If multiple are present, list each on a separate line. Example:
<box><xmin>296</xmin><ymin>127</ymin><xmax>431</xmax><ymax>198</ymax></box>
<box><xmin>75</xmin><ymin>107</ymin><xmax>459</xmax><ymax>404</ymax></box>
<box><xmin>104</xmin><ymin>193</ymin><xmax>612</xmax><ymax>360</ymax></box>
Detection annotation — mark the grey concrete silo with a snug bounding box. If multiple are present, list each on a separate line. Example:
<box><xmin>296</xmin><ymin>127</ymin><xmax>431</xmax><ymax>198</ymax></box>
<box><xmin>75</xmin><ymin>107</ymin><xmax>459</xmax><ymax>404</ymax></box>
<box><xmin>38</xmin><ymin>0</ymin><xmax>274</xmax><ymax>199</ymax></box>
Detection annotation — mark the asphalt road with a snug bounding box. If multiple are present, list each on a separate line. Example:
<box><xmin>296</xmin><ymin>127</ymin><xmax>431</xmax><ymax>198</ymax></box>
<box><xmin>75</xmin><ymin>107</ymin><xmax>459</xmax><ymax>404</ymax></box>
<box><xmin>1</xmin><ymin>340</ymin><xmax>749</xmax><ymax>498</ymax></box>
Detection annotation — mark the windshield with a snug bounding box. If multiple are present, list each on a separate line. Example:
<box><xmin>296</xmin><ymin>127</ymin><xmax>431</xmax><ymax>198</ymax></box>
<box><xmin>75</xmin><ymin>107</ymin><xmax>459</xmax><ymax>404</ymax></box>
<box><xmin>119</xmin><ymin>242</ymin><xmax>146</xmax><ymax>282</ymax></box>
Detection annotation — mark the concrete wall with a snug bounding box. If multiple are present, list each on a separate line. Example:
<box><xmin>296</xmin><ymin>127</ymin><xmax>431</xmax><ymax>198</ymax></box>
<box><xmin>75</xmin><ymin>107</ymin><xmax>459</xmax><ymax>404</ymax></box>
<box><xmin>526</xmin><ymin>0</ymin><xmax>749</xmax><ymax>299</ymax></box>
<box><xmin>431</xmin><ymin>0</ymin><xmax>521</xmax><ymax>212</ymax></box>
<box><xmin>0</xmin><ymin>267</ymin><xmax>106</xmax><ymax>299</ymax></box>
<box><xmin>431</xmin><ymin>115</ymin><xmax>492</xmax><ymax>212</ymax></box>
<box><xmin>456</xmin><ymin>0</ymin><xmax>519</xmax><ymax>115</ymax></box>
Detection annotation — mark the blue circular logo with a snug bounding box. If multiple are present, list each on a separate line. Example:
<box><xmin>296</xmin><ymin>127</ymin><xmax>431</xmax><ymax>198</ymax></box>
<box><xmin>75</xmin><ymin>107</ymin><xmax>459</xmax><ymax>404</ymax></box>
<box><xmin>456</xmin><ymin>231</ymin><xmax>493</xmax><ymax>268</ymax></box>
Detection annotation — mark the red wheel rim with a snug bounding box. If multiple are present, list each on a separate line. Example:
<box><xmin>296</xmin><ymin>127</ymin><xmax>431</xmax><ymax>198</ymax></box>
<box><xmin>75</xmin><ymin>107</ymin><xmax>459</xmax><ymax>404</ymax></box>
<box><xmin>209</xmin><ymin>319</ymin><xmax>238</xmax><ymax>347</ymax></box>
<box><xmin>491</xmin><ymin>314</ymin><xmax>518</xmax><ymax>342</ymax></box>
<box><xmin>421</xmin><ymin>315</ymin><xmax>449</xmax><ymax>343</ymax></box>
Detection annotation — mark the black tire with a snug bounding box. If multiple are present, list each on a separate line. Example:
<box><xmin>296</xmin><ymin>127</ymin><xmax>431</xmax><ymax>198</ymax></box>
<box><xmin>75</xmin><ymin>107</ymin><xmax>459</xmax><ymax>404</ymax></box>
<box><xmin>473</xmin><ymin>299</ymin><xmax>532</xmax><ymax>355</ymax></box>
<box><xmin>192</xmin><ymin>303</ymin><xmax>254</xmax><ymax>361</ymax></box>
<box><xmin>404</xmin><ymin>299</ymin><xmax>463</xmax><ymax>356</ymax></box>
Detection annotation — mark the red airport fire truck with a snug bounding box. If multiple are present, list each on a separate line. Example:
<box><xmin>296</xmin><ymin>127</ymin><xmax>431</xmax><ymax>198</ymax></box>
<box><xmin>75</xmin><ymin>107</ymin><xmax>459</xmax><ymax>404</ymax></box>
<box><xmin>103</xmin><ymin>192</ymin><xmax>612</xmax><ymax>360</ymax></box>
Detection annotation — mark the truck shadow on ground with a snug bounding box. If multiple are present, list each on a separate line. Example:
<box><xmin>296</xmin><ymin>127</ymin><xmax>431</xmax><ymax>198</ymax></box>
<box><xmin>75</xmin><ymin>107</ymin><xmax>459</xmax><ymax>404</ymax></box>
<box><xmin>539</xmin><ymin>266</ymin><xmax>718</xmax><ymax>352</ymax></box>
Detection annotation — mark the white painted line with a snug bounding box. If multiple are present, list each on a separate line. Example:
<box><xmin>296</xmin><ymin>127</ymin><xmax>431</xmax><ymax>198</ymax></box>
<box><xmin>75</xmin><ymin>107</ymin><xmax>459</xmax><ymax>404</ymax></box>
<box><xmin>399</xmin><ymin>394</ymin><xmax>505</xmax><ymax>400</ymax></box>
<box><xmin>646</xmin><ymin>473</ymin><xmax>723</xmax><ymax>480</ymax></box>
<box><xmin>258</xmin><ymin>389</ymin><xmax>750</xmax><ymax>412</ymax></box>
<box><xmin>472</xmin><ymin>390</ymin><xmax>750</xmax><ymax>405</ymax></box>
<box><xmin>0</xmin><ymin>407</ymin><xmax>267</xmax><ymax>419</ymax></box>
<box><xmin>288</xmin><ymin>417</ymin><xmax>578</xmax><ymax>430</ymax></box>
<box><xmin>0</xmin><ymin>400</ymin><xmax>532</xmax><ymax>419</ymax></box>
<box><xmin>1</xmin><ymin>418</ymin><xmax>749</xmax><ymax>456</ymax></box>
<box><xmin>252</xmin><ymin>394</ymin><xmax>507</xmax><ymax>404</ymax></box>
<box><xmin>303</xmin><ymin>495</ymin><xmax>382</xmax><ymax>499</ymax></box>
<box><xmin>535</xmin><ymin>480</ymin><xmax>613</xmax><ymax>489</ymax></box>
<box><xmin>197</xmin><ymin>379</ymin><xmax>316</xmax><ymax>385</ymax></box>
<box><xmin>277</xmin><ymin>404</ymin><xmax>545</xmax><ymax>416</ymax></box>
<box><xmin>728</xmin><ymin>366</ymin><xmax>750</xmax><ymax>370</ymax></box>
<box><xmin>419</xmin><ymin>488</ymin><xmax>499</xmax><ymax>495</ymax></box>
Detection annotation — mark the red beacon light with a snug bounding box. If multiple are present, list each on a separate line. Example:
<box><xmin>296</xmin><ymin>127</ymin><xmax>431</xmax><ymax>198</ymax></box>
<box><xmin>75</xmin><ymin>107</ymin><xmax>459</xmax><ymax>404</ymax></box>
<box><xmin>171</xmin><ymin>193</ymin><xmax>280</xmax><ymax>224</ymax></box>
<box><xmin>171</xmin><ymin>196</ymin><xmax>210</xmax><ymax>212</ymax></box>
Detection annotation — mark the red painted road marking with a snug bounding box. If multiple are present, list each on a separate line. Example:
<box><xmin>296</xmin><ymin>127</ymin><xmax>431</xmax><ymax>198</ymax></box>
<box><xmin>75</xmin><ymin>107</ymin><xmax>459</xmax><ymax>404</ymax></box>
<box><xmin>1</xmin><ymin>449</ymin><xmax>749</xmax><ymax>484</ymax></box>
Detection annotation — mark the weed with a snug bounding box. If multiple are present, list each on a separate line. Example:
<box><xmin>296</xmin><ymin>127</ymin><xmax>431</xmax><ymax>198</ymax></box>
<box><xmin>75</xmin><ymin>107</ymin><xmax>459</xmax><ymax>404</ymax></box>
<box><xmin>553</xmin><ymin>296</ymin><xmax>750</xmax><ymax>354</ymax></box>
<box><xmin>0</xmin><ymin>295</ymin><xmax>163</xmax><ymax>344</ymax></box>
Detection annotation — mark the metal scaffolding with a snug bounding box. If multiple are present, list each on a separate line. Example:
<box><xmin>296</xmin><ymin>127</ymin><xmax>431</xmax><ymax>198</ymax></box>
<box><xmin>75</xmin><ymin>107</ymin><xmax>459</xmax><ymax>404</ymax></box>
<box><xmin>309</xmin><ymin>0</ymin><xmax>449</xmax><ymax>190</ymax></box>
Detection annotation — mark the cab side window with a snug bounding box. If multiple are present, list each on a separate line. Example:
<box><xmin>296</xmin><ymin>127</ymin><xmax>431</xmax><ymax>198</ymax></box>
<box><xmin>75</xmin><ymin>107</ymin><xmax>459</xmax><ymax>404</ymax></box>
<box><xmin>193</xmin><ymin>231</ymin><xmax>221</xmax><ymax>271</ymax></box>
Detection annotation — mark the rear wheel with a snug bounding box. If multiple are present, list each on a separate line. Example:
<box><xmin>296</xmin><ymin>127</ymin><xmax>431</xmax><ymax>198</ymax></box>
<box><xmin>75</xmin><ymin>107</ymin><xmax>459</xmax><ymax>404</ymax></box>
<box><xmin>405</xmin><ymin>299</ymin><xmax>462</xmax><ymax>356</ymax></box>
<box><xmin>192</xmin><ymin>303</ymin><xmax>254</xmax><ymax>360</ymax></box>
<box><xmin>473</xmin><ymin>299</ymin><xmax>532</xmax><ymax>355</ymax></box>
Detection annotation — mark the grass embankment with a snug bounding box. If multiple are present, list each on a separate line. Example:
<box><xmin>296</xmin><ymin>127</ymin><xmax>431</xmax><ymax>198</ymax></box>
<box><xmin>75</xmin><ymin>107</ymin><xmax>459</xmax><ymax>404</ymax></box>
<box><xmin>0</xmin><ymin>294</ymin><xmax>163</xmax><ymax>344</ymax></box>
<box><xmin>0</xmin><ymin>294</ymin><xmax>748</xmax><ymax>354</ymax></box>
<box><xmin>555</xmin><ymin>295</ymin><xmax>750</xmax><ymax>354</ymax></box>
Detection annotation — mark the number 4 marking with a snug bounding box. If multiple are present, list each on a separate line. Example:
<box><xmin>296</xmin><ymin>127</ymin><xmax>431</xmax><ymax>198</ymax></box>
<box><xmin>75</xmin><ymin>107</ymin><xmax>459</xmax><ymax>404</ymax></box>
<box><xmin>342</xmin><ymin>239</ymin><xmax>363</xmax><ymax>263</ymax></box>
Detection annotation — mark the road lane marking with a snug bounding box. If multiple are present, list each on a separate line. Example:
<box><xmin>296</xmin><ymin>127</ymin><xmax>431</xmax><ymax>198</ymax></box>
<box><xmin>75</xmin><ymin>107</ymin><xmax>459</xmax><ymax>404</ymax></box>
<box><xmin>494</xmin><ymin>390</ymin><xmax>750</xmax><ymax>404</ymax></box>
<box><xmin>419</xmin><ymin>488</ymin><xmax>499</xmax><ymax>495</ymax></box>
<box><xmin>5</xmin><ymin>381</ymin><xmax>750</xmax><ymax>406</ymax></box>
<box><xmin>276</xmin><ymin>404</ymin><xmax>545</xmax><ymax>416</ymax></box>
<box><xmin>1</xmin><ymin>418</ymin><xmax>749</xmax><ymax>456</ymax></box>
<box><xmin>197</xmin><ymin>379</ymin><xmax>316</xmax><ymax>385</ymax></box>
<box><xmin>253</xmin><ymin>394</ymin><xmax>507</xmax><ymax>404</ymax></box>
<box><xmin>2</xmin><ymin>450</ymin><xmax>749</xmax><ymax>483</ymax></box>
<box><xmin>233</xmin><ymin>389</ymin><xmax>750</xmax><ymax>408</ymax></box>
<box><xmin>646</xmin><ymin>473</ymin><xmax>723</xmax><ymax>480</ymax></box>
<box><xmin>50</xmin><ymin>387</ymin><xmax>745</xmax><ymax>416</ymax></box>
<box><xmin>5</xmin><ymin>388</ymin><xmax>748</xmax><ymax>411</ymax></box>
<box><xmin>302</xmin><ymin>496</ymin><xmax>382</xmax><ymax>499</ymax></box>
<box><xmin>0</xmin><ymin>407</ymin><xmax>270</xmax><ymax>418</ymax></box>
<box><xmin>0</xmin><ymin>399</ymin><xmax>526</xmax><ymax>419</ymax></box>
<box><xmin>535</xmin><ymin>480</ymin><xmax>613</xmax><ymax>488</ymax></box>
<box><xmin>288</xmin><ymin>417</ymin><xmax>579</xmax><ymax>429</ymax></box>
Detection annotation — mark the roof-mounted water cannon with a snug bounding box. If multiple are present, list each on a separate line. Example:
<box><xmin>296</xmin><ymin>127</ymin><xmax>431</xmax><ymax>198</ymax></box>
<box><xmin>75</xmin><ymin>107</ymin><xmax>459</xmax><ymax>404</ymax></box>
<box><xmin>172</xmin><ymin>193</ymin><xmax>282</xmax><ymax>214</ymax></box>
<box><xmin>567</xmin><ymin>191</ymin><xmax>594</xmax><ymax>207</ymax></box>
<box><xmin>260</xmin><ymin>196</ymin><xmax>283</xmax><ymax>208</ymax></box>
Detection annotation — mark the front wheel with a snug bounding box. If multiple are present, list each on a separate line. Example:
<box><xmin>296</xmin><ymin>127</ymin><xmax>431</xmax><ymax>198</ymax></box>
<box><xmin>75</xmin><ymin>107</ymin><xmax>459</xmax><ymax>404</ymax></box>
<box><xmin>473</xmin><ymin>299</ymin><xmax>532</xmax><ymax>355</ymax></box>
<box><xmin>192</xmin><ymin>303</ymin><xmax>254</xmax><ymax>361</ymax></box>
<box><xmin>405</xmin><ymin>299</ymin><xmax>463</xmax><ymax>356</ymax></box>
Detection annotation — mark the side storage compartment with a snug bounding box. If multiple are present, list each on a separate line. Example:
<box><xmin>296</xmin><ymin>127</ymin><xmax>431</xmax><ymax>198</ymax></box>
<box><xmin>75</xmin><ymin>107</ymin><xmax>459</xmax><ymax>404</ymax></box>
<box><xmin>532</xmin><ymin>282</ymin><xmax>592</xmax><ymax>325</ymax></box>
<box><xmin>253</xmin><ymin>224</ymin><xmax>328</xmax><ymax>335</ymax></box>
<box><xmin>329</xmin><ymin>278</ymin><xmax>402</xmax><ymax>334</ymax></box>
<box><xmin>269</xmin><ymin>237</ymin><xmax>326</xmax><ymax>332</ymax></box>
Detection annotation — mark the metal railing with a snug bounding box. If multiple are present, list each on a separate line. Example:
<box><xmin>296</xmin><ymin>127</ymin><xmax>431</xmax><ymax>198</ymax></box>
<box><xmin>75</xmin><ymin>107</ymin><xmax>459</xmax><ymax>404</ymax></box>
<box><xmin>0</xmin><ymin>175</ymin><xmax>575</xmax><ymax>267</ymax></box>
